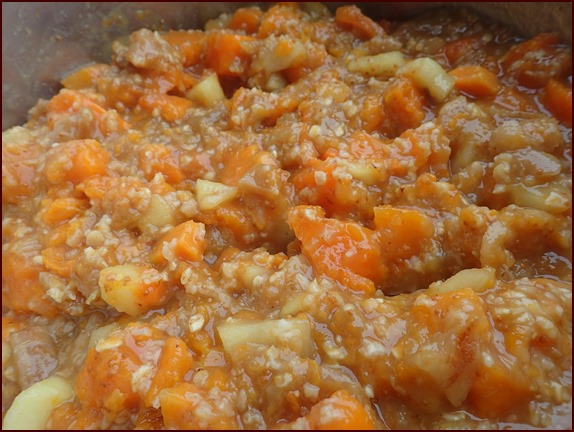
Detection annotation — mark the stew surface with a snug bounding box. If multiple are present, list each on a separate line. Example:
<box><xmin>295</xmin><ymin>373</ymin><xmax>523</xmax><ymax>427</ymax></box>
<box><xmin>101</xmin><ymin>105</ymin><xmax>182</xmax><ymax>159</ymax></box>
<box><xmin>2</xmin><ymin>3</ymin><xmax>572</xmax><ymax>430</ymax></box>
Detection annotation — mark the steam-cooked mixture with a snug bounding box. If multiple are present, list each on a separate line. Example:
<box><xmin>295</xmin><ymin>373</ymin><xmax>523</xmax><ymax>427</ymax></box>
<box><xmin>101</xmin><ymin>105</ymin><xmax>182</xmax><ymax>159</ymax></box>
<box><xmin>2</xmin><ymin>3</ymin><xmax>572</xmax><ymax>429</ymax></box>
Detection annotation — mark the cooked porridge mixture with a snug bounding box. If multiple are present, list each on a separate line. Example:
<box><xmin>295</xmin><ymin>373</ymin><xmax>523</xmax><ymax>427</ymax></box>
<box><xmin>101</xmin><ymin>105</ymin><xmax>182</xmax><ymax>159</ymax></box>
<box><xmin>2</xmin><ymin>3</ymin><xmax>572</xmax><ymax>430</ymax></box>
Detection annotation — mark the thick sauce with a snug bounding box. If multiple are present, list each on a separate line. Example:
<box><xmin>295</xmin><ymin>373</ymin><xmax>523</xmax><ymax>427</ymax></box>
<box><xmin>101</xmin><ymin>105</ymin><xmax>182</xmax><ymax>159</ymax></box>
<box><xmin>2</xmin><ymin>3</ymin><xmax>572</xmax><ymax>430</ymax></box>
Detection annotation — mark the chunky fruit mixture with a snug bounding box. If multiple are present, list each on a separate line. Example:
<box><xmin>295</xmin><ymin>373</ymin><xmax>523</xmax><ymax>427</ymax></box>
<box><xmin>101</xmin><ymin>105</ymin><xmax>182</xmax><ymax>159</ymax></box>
<box><xmin>2</xmin><ymin>3</ymin><xmax>571</xmax><ymax>430</ymax></box>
